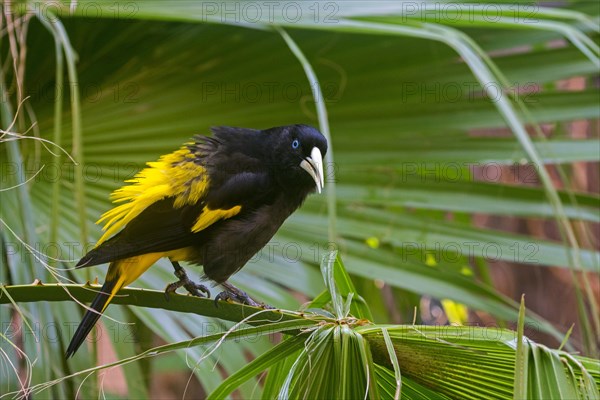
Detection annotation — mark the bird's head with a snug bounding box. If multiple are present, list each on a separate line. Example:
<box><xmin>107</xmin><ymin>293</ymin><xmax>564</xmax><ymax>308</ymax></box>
<box><xmin>265</xmin><ymin>124</ymin><xmax>328</xmax><ymax>194</ymax></box>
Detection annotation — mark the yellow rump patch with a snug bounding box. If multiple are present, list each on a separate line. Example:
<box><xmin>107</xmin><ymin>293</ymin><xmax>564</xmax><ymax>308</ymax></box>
<box><xmin>95</xmin><ymin>146</ymin><xmax>209</xmax><ymax>247</ymax></box>
<box><xmin>191</xmin><ymin>205</ymin><xmax>242</xmax><ymax>233</ymax></box>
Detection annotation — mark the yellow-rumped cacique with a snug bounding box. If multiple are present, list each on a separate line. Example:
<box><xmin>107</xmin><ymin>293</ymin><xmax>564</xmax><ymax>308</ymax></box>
<box><xmin>65</xmin><ymin>124</ymin><xmax>327</xmax><ymax>358</ymax></box>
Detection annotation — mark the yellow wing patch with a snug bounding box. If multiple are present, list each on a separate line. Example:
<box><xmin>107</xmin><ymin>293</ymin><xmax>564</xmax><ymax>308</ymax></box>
<box><xmin>191</xmin><ymin>205</ymin><xmax>242</xmax><ymax>233</ymax></box>
<box><xmin>95</xmin><ymin>146</ymin><xmax>209</xmax><ymax>246</ymax></box>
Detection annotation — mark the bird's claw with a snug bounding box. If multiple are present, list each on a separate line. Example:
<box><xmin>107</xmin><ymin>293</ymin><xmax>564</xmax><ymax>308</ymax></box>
<box><xmin>164</xmin><ymin>268</ymin><xmax>210</xmax><ymax>301</ymax></box>
<box><xmin>184</xmin><ymin>281</ymin><xmax>210</xmax><ymax>298</ymax></box>
<box><xmin>214</xmin><ymin>288</ymin><xmax>271</xmax><ymax>308</ymax></box>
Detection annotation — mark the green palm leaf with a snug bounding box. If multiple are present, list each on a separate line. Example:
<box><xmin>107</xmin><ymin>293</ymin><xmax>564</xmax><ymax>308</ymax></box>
<box><xmin>2</xmin><ymin>1</ymin><xmax>598</xmax><ymax>397</ymax></box>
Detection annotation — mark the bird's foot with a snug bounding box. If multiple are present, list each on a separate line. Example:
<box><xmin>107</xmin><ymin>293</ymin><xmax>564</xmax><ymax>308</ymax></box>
<box><xmin>214</xmin><ymin>282</ymin><xmax>273</xmax><ymax>309</ymax></box>
<box><xmin>214</xmin><ymin>289</ymin><xmax>260</xmax><ymax>307</ymax></box>
<box><xmin>164</xmin><ymin>267</ymin><xmax>210</xmax><ymax>301</ymax></box>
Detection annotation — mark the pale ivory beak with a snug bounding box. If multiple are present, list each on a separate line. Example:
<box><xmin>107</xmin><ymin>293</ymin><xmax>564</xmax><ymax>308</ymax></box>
<box><xmin>300</xmin><ymin>147</ymin><xmax>325</xmax><ymax>193</ymax></box>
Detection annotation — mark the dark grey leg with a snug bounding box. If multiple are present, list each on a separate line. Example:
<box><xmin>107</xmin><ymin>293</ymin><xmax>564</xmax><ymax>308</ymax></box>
<box><xmin>164</xmin><ymin>261</ymin><xmax>210</xmax><ymax>300</ymax></box>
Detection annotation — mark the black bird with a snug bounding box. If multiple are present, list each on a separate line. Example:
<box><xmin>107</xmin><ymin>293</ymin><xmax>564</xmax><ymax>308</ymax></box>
<box><xmin>65</xmin><ymin>124</ymin><xmax>327</xmax><ymax>358</ymax></box>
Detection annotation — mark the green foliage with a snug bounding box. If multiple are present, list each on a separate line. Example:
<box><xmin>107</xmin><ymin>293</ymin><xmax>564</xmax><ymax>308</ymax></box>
<box><xmin>2</xmin><ymin>252</ymin><xmax>598</xmax><ymax>398</ymax></box>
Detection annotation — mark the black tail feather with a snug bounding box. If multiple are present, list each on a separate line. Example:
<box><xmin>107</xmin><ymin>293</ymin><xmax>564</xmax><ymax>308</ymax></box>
<box><xmin>65</xmin><ymin>279</ymin><xmax>116</xmax><ymax>358</ymax></box>
<box><xmin>75</xmin><ymin>247</ymin><xmax>106</xmax><ymax>269</ymax></box>
<box><xmin>75</xmin><ymin>232</ymin><xmax>123</xmax><ymax>269</ymax></box>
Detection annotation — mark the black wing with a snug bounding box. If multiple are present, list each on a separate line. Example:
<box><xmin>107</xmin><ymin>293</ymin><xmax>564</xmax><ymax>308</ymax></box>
<box><xmin>76</xmin><ymin>171</ymin><xmax>273</xmax><ymax>268</ymax></box>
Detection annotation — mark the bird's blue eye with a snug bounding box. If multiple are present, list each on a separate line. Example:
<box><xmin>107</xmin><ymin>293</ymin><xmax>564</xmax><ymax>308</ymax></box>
<box><xmin>292</xmin><ymin>139</ymin><xmax>300</xmax><ymax>149</ymax></box>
